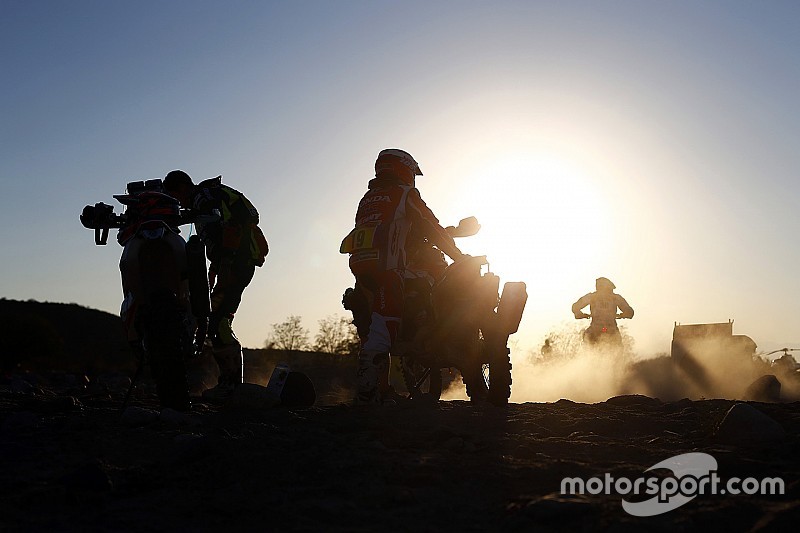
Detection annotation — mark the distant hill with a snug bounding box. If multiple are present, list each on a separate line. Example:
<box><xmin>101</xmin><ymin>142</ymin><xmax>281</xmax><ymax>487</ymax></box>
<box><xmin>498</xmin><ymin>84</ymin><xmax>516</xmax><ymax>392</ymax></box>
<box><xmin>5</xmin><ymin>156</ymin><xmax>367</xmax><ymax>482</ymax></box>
<box><xmin>0</xmin><ymin>298</ymin><xmax>361</xmax><ymax>403</ymax></box>
<box><xmin>0</xmin><ymin>298</ymin><xmax>357</xmax><ymax>383</ymax></box>
<box><xmin>0</xmin><ymin>298</ymin><xmax>134</xmax><ymax>374</ymax></box>
<box><xmin>0</xmin><ymin>299</ymin><xmax>445</xmax><ymax>404</ymax></box>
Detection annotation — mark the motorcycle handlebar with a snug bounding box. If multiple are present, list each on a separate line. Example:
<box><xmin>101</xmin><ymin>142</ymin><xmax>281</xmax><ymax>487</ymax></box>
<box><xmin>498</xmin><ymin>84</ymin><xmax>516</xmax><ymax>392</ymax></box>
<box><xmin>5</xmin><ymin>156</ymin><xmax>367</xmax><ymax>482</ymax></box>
<box><xmin>575</xmin><ymin>313</ymin><xmax>631</xmax><ymax>319</ymax></box>
<box><xmin>81</xmin><ymin>201</ymin><xmax>211</xmax><ymax>246</ymax></box>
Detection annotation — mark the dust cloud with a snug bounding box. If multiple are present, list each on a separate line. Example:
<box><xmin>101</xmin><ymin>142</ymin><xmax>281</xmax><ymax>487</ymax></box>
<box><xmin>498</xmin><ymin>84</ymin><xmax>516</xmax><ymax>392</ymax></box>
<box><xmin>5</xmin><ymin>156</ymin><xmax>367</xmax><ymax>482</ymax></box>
<box><xmin>506</xmin><ymin>322</ymin><xmax>638</xmax><ymax>403</ymax></box>
<box><xmin>446</xmin><ymin>322</ymin><xmax>800</xmax><ymax>403</ymax></box>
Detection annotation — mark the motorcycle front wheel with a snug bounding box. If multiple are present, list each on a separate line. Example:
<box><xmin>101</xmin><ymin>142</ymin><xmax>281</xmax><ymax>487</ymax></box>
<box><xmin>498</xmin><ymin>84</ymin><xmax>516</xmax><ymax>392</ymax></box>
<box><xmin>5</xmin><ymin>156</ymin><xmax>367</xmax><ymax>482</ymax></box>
<box><xmin>400</xmin><ymin>357</ymin><xmax>443</xmax><ymax>401</ymax></box>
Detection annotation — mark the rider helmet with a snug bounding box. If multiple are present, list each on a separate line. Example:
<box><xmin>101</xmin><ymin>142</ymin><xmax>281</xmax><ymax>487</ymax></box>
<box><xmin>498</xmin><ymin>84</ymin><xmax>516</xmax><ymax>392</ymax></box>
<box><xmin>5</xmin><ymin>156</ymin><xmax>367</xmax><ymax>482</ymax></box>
<box><xmin>375</xmin><ymin>149</ymin><xmax>422</xmax><ymax>185</ymax></box>
<box><xmin>163</xmin><ymin>170</ymin><xmax>194</xmax><ymax>191</ymax></box>
<box><xmin>596</xmin><ymin>277</ymin><xmax>616</xmax><ymax>291</ymax></box>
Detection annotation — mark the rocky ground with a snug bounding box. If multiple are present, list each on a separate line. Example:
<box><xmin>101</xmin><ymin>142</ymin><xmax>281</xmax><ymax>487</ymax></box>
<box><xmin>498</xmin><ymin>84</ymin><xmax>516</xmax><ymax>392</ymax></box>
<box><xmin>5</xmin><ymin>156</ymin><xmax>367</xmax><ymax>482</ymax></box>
<box><xmin>1</xmin><ymin>374</ymin><xmax>799</xmax><ymax>532</ymax></box>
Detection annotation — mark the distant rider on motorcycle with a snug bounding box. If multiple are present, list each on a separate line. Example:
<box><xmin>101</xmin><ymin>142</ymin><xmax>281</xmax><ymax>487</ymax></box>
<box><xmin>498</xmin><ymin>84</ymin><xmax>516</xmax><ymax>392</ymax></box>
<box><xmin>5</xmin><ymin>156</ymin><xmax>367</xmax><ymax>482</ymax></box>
<box><xmin>341</xmin><ymin>149</ymin><xmax>464</xmax><ymax>404</ymax></box>
<box><xmin>164</xmin><ymin>170</ymin><xmax>269</xmax><ymax>401</ymax></box>
<box><xmin>571</xmin><ymin>277</ymin><xmax>634</xmax><ymax>346</ymax></box>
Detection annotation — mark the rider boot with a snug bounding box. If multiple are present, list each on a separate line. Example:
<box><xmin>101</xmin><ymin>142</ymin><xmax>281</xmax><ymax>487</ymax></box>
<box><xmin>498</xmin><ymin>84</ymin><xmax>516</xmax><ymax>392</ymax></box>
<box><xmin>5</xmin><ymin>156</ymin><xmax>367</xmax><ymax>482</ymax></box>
<box><xmin>202</xmin><ymin>314</ymin><xmax>244</xmax><ymax>401</ymax></box>
<box><xmin>355</xmin><ymin>351</ymin><xmax>389</xmax><ymax>404</ymax></box>
<box><xmin>202</xmin><ymin>342</ymin><xmax>243</xmax><ymax>401</ymax></box>
<box><xmin>375</xmin><ymin>352</ymin><xmax>392</xmax><ymax>403</ymax></box>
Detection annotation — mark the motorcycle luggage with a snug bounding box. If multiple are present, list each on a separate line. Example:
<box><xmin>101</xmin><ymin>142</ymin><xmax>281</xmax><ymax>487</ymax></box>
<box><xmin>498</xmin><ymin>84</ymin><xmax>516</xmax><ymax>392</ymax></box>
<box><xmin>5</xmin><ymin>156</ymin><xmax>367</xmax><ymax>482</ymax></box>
<box><xmin>497</xmin><ymin>282</ymin><xmax>527</xmax><ymax>334</ymax></box>
<box><xmin>126</xmin><ymin>179</ymin><xmax>164</xmax><ymax>194</ymax></box>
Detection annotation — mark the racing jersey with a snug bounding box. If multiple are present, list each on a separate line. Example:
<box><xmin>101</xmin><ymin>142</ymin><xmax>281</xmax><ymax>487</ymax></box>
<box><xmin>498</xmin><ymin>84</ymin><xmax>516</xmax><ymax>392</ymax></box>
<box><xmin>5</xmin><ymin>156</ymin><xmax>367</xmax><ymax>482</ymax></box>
<box><xmin>572</xmin><ymin>291</ymin><xmax>634</xmax><ymax>329</ymax></box>
<box><xmin>341</xmin><ymin>177</ymin><xmax>460</xmax><ymax>272</ymax></box>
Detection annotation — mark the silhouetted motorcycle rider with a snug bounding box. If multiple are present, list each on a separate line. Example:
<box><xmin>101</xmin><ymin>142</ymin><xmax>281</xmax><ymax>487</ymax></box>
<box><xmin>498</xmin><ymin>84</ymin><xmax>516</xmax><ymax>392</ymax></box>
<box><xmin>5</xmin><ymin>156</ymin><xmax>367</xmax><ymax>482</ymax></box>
<box><xmin>572</xmin><ymin>277</ymin><xmax>634</xmax><ymax>346</ymax></box>
<box><xmin>341</xmin><ymin>149</ymin><xmax>464</xmax><ymax>404</ymax></box>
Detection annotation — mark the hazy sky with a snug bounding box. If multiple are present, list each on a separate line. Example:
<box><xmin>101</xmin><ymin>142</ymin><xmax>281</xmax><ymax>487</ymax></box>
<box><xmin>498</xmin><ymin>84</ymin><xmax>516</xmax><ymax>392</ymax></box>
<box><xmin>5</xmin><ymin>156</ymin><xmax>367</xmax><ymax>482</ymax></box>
<box><xmin>2</xmin><ymin>0</ymin><xmax>799</xmax><ymax>358</ymax></box>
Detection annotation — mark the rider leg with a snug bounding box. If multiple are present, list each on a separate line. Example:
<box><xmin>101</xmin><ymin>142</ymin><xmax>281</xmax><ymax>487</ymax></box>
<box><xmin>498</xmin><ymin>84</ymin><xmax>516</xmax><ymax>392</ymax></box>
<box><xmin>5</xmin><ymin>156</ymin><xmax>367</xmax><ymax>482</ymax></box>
<box><xmin>203</xmin><ymin>257</ymin><xmax>255</xmax><ymax>398</ymax></box>
<box><xmin>353</xmin><ymin>269</ymin><xmax>403</xmax><ymax>404</ymax></box>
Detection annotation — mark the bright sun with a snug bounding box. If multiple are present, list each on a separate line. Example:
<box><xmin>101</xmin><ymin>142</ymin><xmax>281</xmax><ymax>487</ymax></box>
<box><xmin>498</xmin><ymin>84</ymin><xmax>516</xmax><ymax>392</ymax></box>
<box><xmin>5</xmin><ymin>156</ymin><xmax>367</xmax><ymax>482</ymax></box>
<box><xmin>447</xmin><ymin>153</ymin><xmax>615</xmax><ymax>344</ymax></box>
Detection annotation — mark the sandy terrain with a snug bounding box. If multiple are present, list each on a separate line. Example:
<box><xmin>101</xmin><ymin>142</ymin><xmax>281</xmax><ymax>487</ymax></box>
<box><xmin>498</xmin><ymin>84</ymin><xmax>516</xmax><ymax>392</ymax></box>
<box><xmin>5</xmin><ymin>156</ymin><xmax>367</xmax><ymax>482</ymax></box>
<box><xmin>1</xmin><ymin>373</ymin><xmax>798</xmax><ymax>532</ymax></box>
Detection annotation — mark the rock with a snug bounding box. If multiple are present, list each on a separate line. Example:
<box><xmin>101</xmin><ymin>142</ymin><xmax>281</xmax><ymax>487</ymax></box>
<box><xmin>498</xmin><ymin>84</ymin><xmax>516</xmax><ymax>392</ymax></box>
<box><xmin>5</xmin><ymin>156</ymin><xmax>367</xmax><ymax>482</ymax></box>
<box><xmin>1</xmin><ymin>411</ymin><xmax>39</xmax><ymax>432</ymax></box>
<box><xmin>672</xmin><ymin>398</ymin><xmax>693</xmax><ymax>409</ymax></box>
<box><xmin>226</xmin><ymin>383</ymin><xmax>281</xmax><ymax>410</ymax></box>
<box><xmin>713</xmin><ymin>403</ymin><xmax>786</xmax><ymax>445</ymax></box>
<box><xmin>513</xmin><ymin>493</ymin><xmax>593</xmax><ymax>520</ymax></box>
<box><xmin>281</xmin><ymin>371</ymin><xmax>317</xmax><ymax>407</ymax></box>
<box><xmin>164</xmin><ymin>433</ymin><xmax>221</xmax><ymax>465</ymax></box>
<box><xmin>9</xmin><ymin>377</ymin><xmax>34</xmax><ymax>395</ymax></box>
<box><xmin>160</xmin><ymin>408</ymin><xmax>202</xmax><ymax>426</ymax></box>
<box><xmin>606</xmin><ymin>394</ymin><xmax>661</xmax><ymax>407</ymax></box>
<box><xmin>36</xmin><ymin>395</ymin><xmax>83</xmax><ymax>413</ymax></box>
<box><xmin>120</xmin><ymin>406</ymin><xmax>159</xmax><ymax>427</ymax></box>
<box><xmin>61</xmin><ymin>460</ymin><xmax>113</xmax><ymax>492</ymax></box>
<box><xmin>744</xmin><ymin>375</ymin><xmax>781</xmax><ymax>403</ymax></box>
<box><xmin>57</xmin><ymin>374</ymin><xmax>90</xmax><ymax>392</ymax></box>
<box><xmin>443</xmin><ymin>436</ymin><xmax>465</xmax><ymax>451</ymax></box>
<box><xmin>662</xmin><ymin>398</ymin><xmax>695</xmax><ymax>413</ymax></box>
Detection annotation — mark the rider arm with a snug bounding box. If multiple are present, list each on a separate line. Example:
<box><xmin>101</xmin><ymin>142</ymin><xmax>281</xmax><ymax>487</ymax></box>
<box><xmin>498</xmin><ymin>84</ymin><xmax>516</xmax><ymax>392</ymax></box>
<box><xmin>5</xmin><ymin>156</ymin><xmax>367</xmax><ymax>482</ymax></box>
<box><xmin>615</xmin><ymin>295</ymin><xmax>634</xmax><ymax>319</ymax></box>
<box><xmin>190</xmin><ymin>186</ymin><xmax>224</xmax><ymax>218</ymax></box>
<box><xmin>187</xmin><ymin>189</ymin><xmax>226</xmax><ymax>269</ymax></box>
<box><xmin>572</xmin><ymin>293</ymin><xmax>592</xmax><ymax>319</ymax></box>
<box><xmin>406</xmin><ymin>188</ymin><xmax>464</xmax><ymax>261</ymax></box>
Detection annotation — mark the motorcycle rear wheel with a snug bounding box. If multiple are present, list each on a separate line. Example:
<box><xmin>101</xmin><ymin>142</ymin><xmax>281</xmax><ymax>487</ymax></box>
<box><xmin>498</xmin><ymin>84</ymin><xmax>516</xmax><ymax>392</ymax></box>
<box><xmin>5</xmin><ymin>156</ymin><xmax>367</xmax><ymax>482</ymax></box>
<box><xmin>141</xmin><ymin>290</ymin><xmax>191</xmax><ymax>411</ymax></box>
<box><xmin>486</xmin><ymin>346</ymin><xmax>512</xmax><ymax>407</ymax></box>
<box><xmin>462</xmin><ymin>342</ymin><xmax>511</xmax><ymax>406</ymax></box>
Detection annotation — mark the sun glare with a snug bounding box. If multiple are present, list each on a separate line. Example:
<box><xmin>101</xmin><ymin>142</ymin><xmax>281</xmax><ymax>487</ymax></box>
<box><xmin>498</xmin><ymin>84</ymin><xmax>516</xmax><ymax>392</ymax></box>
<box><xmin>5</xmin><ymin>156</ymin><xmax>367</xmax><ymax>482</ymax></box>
<box><xmin>457</xmin><ymin>154</ymin><xmax>612</xmax><ymax>279</ymax></box>
<box><xmin>444</xmin><ymin>153</ymin><xmax>615</xmax><ymax>348</ymax></box>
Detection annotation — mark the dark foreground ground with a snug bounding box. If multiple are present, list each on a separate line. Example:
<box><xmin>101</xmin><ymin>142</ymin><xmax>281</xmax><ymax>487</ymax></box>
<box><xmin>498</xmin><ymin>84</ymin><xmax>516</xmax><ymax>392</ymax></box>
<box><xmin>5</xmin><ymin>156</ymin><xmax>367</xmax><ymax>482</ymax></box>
<box><xmin>1</xmin><ymin>377</ymin><xmax>799</xmax><ymax>533</ymax></box>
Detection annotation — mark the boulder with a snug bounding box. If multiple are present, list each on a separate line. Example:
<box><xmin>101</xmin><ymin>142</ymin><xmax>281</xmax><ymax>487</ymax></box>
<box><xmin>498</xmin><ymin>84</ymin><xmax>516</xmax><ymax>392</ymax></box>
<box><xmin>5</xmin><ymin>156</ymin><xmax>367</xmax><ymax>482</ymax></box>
<box><xmin>713</xmin><ymin>403</ymin><xmax>786</xmax><ymax>445</ymax></box>
<box><xmin>120</xmin><ymin>406</ymin><xmax>159</xmax><ymax>427</ymax></box>
<box><xmin>226</xmin><ymin>383</ymin><xmax>281</xmax><ymax>410</ymax></box>
<box><xmin>743</xmin><ymin>374</ymin><xmax>781</xmax><ymax>403</ymax></box>
<box><xmin>606</xmin><ymin>394</ymin><xmax>661</xmax><ymax>407</ymax></box>
<box><xmin>160</xmin><ymin>408</ymin><xmax>202</xmax><ymax>426</ymax></box>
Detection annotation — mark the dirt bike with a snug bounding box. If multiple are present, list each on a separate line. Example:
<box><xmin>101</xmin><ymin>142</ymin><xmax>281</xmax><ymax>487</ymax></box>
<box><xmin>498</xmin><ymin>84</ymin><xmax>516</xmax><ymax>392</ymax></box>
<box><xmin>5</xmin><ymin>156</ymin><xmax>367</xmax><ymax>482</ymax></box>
<box><xmin>343</xmin><ymin>217</ymin><xmax>528</xmax><ymax>407</ymax></box>
<box><xmin>576</xmin><ymin>313</ymin><xmax>628</xmax><ymax>349</ymax></box>
<box><xmin>80</xmin><ymin>179</ymin><xmax>211</xmax><ymax>410</ymax></box>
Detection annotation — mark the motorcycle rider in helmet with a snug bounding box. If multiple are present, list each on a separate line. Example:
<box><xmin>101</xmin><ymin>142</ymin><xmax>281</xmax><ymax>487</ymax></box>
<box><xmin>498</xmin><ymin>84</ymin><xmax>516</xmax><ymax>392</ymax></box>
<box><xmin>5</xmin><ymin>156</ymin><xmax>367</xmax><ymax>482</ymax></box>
<box><xmin>572</xmin><ymin>277</ymin><xmax>634</xmax><ymax>347</ymax></box>
<box><xmin>163</xmin><ymin>170</ymin><xmax>269</xmax><ymax>401</ymax></box>
<box><xmin>341</xmin><ymin>149</ymin><xmax>465</xmax><ymax>404</ymax></box>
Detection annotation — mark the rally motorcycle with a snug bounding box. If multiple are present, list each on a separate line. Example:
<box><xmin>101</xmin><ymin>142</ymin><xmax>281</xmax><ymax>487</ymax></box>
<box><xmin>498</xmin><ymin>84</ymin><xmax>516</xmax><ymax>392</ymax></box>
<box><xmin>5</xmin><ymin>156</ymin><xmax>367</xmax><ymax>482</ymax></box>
<box><xmin>80</xmin><ymin>179</ymin><xmax>211</xmax><ymax>410</ymax></box>
<box><xmin>343</xmin><ymin>218</ymin><xmax>528</xmax><ymax>407</ymax></box>
<box><xmin>577</xmin><ymin>314</ymin><xmax>628</xmax><ymax>350</ymax></box>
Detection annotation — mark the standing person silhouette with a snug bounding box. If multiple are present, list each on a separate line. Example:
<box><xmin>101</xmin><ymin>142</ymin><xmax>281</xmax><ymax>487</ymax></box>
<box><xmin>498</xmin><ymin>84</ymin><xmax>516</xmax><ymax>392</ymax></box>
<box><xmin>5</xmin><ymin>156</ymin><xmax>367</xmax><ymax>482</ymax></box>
<box><xmin>164</xmin><ymin>170</ymin><xmax>268</xmax><ymax>401</ymax></box>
